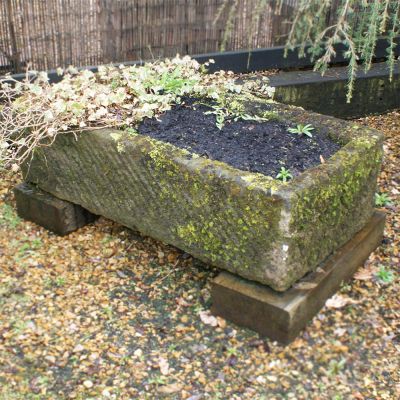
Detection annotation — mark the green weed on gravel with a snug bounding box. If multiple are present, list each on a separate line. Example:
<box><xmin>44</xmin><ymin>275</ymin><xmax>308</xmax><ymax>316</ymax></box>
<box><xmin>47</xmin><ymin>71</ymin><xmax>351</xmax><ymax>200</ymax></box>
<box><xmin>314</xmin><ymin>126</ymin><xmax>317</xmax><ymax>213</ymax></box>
<box><xmin>0</xmin><ymin>204</ymin><xmax>21</xmax><ymax>229</ymax></box>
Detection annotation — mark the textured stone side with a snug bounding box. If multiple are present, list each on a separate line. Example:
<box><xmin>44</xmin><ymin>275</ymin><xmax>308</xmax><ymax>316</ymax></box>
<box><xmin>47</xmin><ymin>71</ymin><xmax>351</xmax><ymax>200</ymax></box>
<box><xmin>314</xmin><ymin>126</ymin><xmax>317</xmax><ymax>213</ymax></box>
<box><xmin>23</xmin><ymin>130</ymin><xmax>290</xmax><ymax>289</ymax></box>
<box><xmin>22</xmin><ymin>99</ymin><xmax>384</xmax><ymax>291</ymax></box>
<box><xmin>283</xmin><ymin>136</ymin><xmax>383</xmax><ymax>283</ymax></box>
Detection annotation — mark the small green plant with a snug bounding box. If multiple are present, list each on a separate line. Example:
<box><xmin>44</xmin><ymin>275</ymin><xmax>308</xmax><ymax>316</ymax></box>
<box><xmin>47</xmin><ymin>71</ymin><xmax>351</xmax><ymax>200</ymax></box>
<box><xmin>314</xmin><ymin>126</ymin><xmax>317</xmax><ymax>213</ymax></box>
<box><xmin>145</xmin><ymin>66</ymin><xmax>198</xmax><ymax>96</ymax></box>
<box><xmin>12</xmin><ymin>237</ymin><xmax>42</xmax><ymax>263</ymax></box>
<box><xmin>148</xmin><ymin>374</ymin><xmax>167</xmax><ymax>386</ymax></box>
<box><xmin>45</xmin><ymin>276</ymin><xmax>66</xmax><ymax>288</ymax></box>
<box><xmin>101</xmin><ymin>234</ymin><xmax>114</xmax><ymax>244</ymax></box>
<box><xmin>375</xmin><ymin>192</ymin><xmax>391</xmax><ymax>207</ymax></box>
<box><xmin>226</xmin><ymin>347</ymin><xmax>238</xmax><ymax>356</ymax></box>
<box><xmin>167</xmin><ymin>343</ymin><xmax>178</xmax><ymax>352</ymax></box>
<box><xmin>102</xmin><ymin>305</ymin><xmax>113</xmax><ymax>319</ymax></box>
<box><xmin>125</xmin><ymin>127</ymin><xmax>138</xmax><ymax>136</ymax></box>
<box><xmin>327</xmin><ymin>358</ymin><xmax>346</xmax><ymax>376</ymax></box>
<box><xmin>375</xmin><ymin>265</ymin><xmax>395</xmax><ymax>284</ymax></box>
<box><xmin>204</xmin><ymin>104</ymin><xmax>229</xmax><ymax>130</ymax></box>
<box><xmin>12</xmin><ymin>320</ymin><xmax>28</xmax><ymax>334</ymax></box>
<box><xmin>203</xmin><ymin>92</ymin><xmax>274</xmax><ymax>130</ymax></box>
<box><xmin>276</xmin><ymin>167</ymin><xmax>293</xmax><ymax>183</ymax></box>
<box><xmin>55</xmin><ymin>277</ymin><xmax>66</xmax><ymax>287</ymax></box>
<box><xmin>288</xmin><ymin>124</ymin><xmax>314</xmax><ymax>138</ymax></box>
<box><xmin>0</xmin><ymin>204</ymin><xmax>21</xmax><ymax>228</ymax></box>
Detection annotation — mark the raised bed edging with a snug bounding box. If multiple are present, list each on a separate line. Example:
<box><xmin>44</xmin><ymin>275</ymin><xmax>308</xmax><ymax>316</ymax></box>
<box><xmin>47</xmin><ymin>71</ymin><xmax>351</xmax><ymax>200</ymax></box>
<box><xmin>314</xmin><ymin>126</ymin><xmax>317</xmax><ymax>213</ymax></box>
<box><xmin>6</xmin><ymin>37</ymin><xmax>400</xmax><ymax>83</ymax></box>
<box><xmin>22</xmin><ymin>97</ymin><xmax>383</xmax><ymax>291</ymax></box>
<box><xmin>5</xmin><ymin>39</ymin><xmax>399</xmax><ymax>119</ymax></box>
<box><xmin>269</xmin><ymin>61</ymin><xmax>400</xmax><ymax>119</ymax></box>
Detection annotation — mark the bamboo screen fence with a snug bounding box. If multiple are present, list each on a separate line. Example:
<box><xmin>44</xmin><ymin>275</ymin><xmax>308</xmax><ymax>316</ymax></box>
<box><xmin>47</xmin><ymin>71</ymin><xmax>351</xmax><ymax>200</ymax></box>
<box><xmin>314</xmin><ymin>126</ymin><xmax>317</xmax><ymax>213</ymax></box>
<box><xmin>0</xmin><ymin>0</ymin><xmax>326</xmax><ymax>75</ymax></box>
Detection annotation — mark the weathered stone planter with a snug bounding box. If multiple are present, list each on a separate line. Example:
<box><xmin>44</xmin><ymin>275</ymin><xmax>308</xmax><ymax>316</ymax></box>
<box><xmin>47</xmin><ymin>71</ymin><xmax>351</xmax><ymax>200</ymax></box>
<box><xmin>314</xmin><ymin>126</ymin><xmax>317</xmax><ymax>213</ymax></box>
<box><xmin>21</xmin><ymin>98</ymin><xmax>383</xmax><ymax>292</ymax></box>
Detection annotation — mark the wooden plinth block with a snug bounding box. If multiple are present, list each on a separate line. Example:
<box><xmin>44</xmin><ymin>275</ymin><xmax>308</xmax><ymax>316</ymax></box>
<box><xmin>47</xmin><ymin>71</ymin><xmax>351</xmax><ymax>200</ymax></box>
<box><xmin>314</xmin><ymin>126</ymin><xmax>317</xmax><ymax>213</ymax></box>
<box><xmin>211</xmin><ymin>211</ymin><xmax>386</xmax><ymax>344</ymax></box>
<box><xmin>14</xmin><ymin>182</ymin><xmax>97</xmax><ymax>236</ymax></box>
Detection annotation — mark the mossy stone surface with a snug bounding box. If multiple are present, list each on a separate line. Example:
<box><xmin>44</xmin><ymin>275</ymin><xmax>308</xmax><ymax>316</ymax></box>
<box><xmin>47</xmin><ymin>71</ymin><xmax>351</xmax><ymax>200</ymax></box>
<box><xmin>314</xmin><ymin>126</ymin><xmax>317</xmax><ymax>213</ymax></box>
<box><xmin>22</xmin><ymin>98</ymin><xmax>383</xmax><ymax>291</ymax></box>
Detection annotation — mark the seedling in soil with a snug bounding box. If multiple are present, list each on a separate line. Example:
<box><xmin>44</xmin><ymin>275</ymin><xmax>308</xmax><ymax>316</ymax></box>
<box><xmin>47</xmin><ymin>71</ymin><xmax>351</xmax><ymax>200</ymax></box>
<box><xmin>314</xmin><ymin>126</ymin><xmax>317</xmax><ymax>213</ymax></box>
<box><xmin>276</xmin><ymin>167</ymin><xmax>293</xmax><ymax>182</ymax></box>
<box><xmin>288</xmin><ymin>123</ymin><xmax>314</xmax><ymax>137</ymax></box>
<box><xmin>204</xmin><ymin>105</ymin><xmax>229</xmax><ymax>130</ymax></box>
<box><xmin>204</xmin><ymin>96</ymin><xmax>275</xmax><ymax>130</ymax></box>
<box><xmin>375</xmin><ymin>192</ymin><xmax>391</xmax><ymax>207</ymax></box>
<box><xmin>375</xmin><ymin>265</ymin><xmax>395</xmax><ymax>284</ymax></box>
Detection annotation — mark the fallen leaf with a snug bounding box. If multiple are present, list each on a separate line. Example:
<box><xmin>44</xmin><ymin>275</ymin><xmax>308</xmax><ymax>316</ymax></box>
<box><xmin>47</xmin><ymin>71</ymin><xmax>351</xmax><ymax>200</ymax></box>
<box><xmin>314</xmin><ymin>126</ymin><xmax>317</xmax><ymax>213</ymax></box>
<box><xmin>333</xmin><ymin>327</ymin><xmax>347</xmax><ymax>337</ymax></box>
<box><xmin>199</xmin><ymin>311</ymin><xmax>218</xmax><ymax>327</ymax></box>
<box><xmin>29</xmin><ymin>377</ymin><xmax>41</xmax><ymax>394</ymax></box>
<box><xmin>102</xmin><ymin>389</ymin><xmax>112</xmax><ymax>397</ymax></box>
<box><xmin>256</xmin><ymin>376</ymin><xmax>266</xmax><ymax>384</ymax></box>
<box><xmin>116</xmin><ymin>270</ymin><xmax>128</xmax><ymax>279</ymax></box>
<box><xmin>293</xmin><ymin>281</ymin><xmax>318</xmax><ymax>290</ymax></box>
<box><xmin>133</xmin><ymin>348</ymin><xmax>142</xmax><ymax>357</ymax></box>
<box><xmin>159</xmin><ymin>357</ymin><xmax>170</xmax><ymax>375</ymax></box>
<box><xmin>325</xmin><ymin>294</ymin><xmax>358</xmax><ymax>309</ymax></box>
<box><xmin>157</xmin><ymin>383</ymin><xmax>183</xmax><ymax>394</ymax></box>
<box><xmin>199</xmin><ymin>310</ymin><xmax>218</xmax><ymax>327</ymax></box>
<box><xmin>354</xmin><ymin>266</ymin><xmax>376</xmax><ymax>281</ymax></box>
<box><xmin>187</xmin><ymin>395</ymin><xmax>203</xmax><ymax>400</ymax></box>
<box><xmin>180</xmin><ymin>315</ymin><xmax>189</xmax><ymax>323</ymax></box>
<box><xmin>44</xmin><ymin>355</ymin><xmax>56</xmax><ymax>364</ymax></box>
<box><xmin>73</xmin><ymin>344</ymin><xmax>84</xmax><ymax>353</ymax></box>
<box><xmin>83</xmin><ymin>380</ymin><xmax>93</xmax><ymax>388</ymax></box>
<box><xmin>167</xmin><ymin>252</ymin><xmax>178</xmax><ymax>263</ymax></box>
<box><xmin>157</xmin><ymin>251</ymin><xmax>165</xmax><ymax>259</ymax></box>
<box><xmin>176</xmin><ymin>297</ymin><xmax>190</xmax><ymax>307</ymax></box>
<box><xmin>216</xmin><ymin>316</ymin><xmax>226</xmax><ymax>328</ymax></box>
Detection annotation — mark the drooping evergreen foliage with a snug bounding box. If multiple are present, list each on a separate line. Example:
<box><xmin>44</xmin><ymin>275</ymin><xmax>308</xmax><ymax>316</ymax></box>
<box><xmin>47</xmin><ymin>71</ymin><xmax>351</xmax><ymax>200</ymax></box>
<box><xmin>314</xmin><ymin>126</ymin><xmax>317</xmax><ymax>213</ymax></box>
<box><xmin>218</xmin><ymin>0</ymin><xmax>400</xmax><ymax>101</ymax></box>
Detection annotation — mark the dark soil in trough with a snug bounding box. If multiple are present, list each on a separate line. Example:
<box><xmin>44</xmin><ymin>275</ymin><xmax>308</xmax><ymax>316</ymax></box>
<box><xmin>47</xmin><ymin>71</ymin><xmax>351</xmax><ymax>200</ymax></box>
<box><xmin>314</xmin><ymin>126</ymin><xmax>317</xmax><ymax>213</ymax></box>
<box><xmin>139</xmin><ymin>98</ymin><xmax>341</xmax><ymax>177</ymax></box>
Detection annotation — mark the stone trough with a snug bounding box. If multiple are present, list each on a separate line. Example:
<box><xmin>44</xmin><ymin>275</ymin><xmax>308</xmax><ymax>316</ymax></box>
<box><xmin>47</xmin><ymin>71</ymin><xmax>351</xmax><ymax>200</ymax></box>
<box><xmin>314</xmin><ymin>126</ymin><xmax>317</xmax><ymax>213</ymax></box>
<box><xmin>15</xmin><ymin>97</ymin><xmax>385</xmax><ymax>342</ymax></box>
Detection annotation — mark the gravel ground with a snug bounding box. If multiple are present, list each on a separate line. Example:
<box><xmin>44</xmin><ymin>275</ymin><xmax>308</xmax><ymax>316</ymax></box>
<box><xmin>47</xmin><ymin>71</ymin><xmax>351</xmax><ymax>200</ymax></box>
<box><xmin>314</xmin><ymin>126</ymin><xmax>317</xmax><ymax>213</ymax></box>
<box><xmin>0</xmin><ymin>111</ymin><xmax>399</xmax><ymax>400</ymax></box>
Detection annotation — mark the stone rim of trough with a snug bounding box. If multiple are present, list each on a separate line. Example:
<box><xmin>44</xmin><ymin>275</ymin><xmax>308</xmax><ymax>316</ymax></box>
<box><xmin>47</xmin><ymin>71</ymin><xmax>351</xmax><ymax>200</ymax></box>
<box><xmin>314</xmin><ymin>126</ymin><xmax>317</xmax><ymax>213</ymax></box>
<box><xmin>104</xmin><ymin>96</ymin><xmax>384</xmax><ymax>198</ymax></box>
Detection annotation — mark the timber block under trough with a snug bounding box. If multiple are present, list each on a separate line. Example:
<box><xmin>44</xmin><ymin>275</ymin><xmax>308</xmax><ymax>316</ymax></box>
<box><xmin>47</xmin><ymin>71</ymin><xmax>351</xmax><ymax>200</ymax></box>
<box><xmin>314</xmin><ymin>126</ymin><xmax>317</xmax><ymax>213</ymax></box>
<box><xmin>14</xmin><ymin>182</ymin><xmax>97</xmax><ymax>236</ymax></box>
<box><xmin>211</xmin><ymin>211</ymin><xmax>386</xmax><ymax>344</ymax></box>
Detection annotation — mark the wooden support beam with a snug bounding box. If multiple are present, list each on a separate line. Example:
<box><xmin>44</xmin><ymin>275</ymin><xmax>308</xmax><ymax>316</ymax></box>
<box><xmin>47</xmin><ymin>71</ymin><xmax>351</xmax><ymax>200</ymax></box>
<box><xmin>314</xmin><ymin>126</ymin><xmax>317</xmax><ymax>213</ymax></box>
<box><xmin>211</xmin><ymin>211</ymin><xmax>386</xmax><ymax>344</ymax></box>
